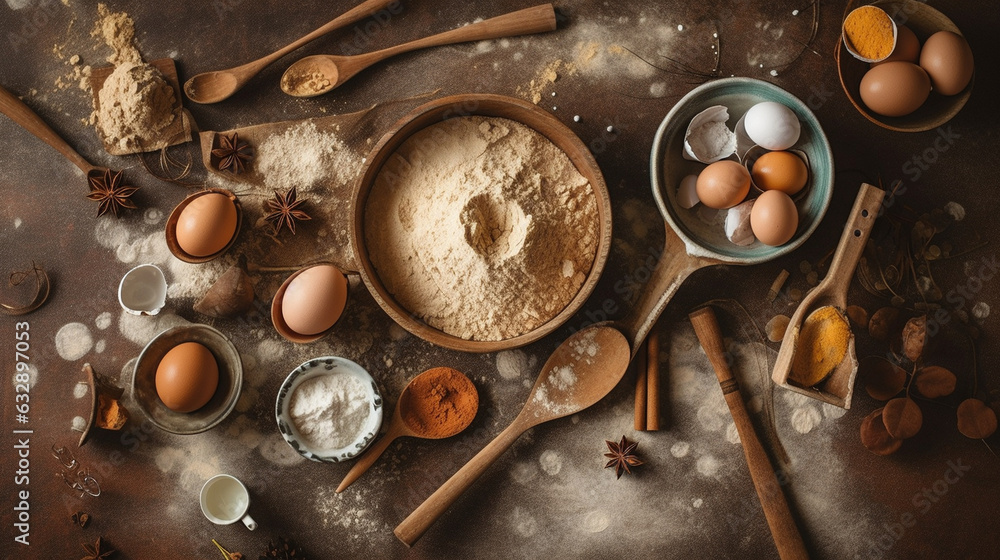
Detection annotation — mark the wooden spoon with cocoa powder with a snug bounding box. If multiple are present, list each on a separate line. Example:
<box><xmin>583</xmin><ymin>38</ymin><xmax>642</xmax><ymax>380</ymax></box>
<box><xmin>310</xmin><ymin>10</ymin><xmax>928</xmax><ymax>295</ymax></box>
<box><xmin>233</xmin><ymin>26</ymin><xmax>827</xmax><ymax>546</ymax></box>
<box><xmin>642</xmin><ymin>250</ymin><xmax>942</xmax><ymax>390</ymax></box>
<box><xmin>336</xmin><ymin>367</ymin><xmax>479</xmax><ymax>493</ymax></box>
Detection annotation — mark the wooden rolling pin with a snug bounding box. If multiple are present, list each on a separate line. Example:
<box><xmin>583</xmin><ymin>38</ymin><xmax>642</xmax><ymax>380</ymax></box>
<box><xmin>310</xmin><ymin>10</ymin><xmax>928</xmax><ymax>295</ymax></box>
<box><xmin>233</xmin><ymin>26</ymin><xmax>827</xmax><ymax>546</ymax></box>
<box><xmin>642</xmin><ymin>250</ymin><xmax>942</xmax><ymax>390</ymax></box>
<box><xmin>689</xmin><ymin>306</ymin><xmax>809</xmax><ymax>560</ymax></box>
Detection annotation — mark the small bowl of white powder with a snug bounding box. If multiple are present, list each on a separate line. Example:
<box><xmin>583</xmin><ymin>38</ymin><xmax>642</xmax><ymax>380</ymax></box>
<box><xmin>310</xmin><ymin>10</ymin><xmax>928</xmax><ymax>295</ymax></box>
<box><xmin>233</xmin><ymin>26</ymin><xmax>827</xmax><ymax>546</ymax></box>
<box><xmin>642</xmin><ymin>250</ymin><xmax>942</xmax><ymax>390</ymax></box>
<box><xmin>275</xmin><ymin>356</ymin><xmax>383</xmax><ymax>463</ymax></box>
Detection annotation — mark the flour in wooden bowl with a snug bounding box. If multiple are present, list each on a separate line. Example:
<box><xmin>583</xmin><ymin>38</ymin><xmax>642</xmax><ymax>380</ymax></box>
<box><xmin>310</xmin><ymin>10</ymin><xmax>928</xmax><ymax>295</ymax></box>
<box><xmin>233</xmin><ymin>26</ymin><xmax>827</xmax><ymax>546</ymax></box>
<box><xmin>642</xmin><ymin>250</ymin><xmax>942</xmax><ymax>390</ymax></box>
<box><xmin>364</xmin><ymin>116</ymin><xmax>599</xmax><ymax>341</ymax></box>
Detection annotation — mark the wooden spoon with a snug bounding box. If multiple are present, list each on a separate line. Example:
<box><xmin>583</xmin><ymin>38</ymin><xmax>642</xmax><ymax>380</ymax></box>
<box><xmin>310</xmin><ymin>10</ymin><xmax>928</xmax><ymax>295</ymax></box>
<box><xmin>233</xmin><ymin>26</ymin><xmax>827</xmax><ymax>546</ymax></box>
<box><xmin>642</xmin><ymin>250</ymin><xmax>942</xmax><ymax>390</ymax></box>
<box><xmin>336</xmin><ymin>367</ymin><xmax>479</xmax><ymax>493</ymax></box>
<box><xmin>281</xmin><ymin>4</ymin><xmax>557</xmax><ymax>98</ymax></box>
<box><xmin>0</xmin><ymin>84</ymin><xmax>109</xmax><ymax>183</ymax></box>
<box><xmin>394</xmin><ymin>326</ymin><xmax>629</xmax><ymax>546</ymax></box>
<box><xmin>689</xmin><ymin>306</ymin><xmax>808</xmax><ymax>560</ymax></box>
<box><xmin>771</xmin><ymin>183</ymin><xmax>886</xmax><ymax>408</ymax></box>
<box><xmin>183</xmin><ymin>0</ymin><xmax>397</xmax><ymax>104</ymax></box>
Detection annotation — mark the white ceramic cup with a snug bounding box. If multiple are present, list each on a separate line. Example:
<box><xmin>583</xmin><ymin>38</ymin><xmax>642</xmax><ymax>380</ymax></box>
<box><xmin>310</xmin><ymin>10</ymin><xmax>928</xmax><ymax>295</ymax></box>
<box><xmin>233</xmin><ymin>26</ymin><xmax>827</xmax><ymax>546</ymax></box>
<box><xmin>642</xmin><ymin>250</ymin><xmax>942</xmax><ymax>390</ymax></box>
<box><xmin>199</xmin><ymin>474</ymin><xmax>257</xmax><ymax>530</ymax></box>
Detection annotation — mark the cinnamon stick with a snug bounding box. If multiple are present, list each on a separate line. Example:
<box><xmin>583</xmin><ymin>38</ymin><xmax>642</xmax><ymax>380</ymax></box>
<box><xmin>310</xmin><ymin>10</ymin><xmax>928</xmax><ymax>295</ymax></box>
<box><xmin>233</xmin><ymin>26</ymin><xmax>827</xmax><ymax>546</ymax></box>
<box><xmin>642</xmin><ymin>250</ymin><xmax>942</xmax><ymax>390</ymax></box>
<box><xmin>646</xmin><ymin>330</ymin><xmax>660</xmax><ymax>430</ymax></box>
<box><xmin>634</xmin><ymin>337</ymin><xmax>647</xmax><ymax>431</ymax></box>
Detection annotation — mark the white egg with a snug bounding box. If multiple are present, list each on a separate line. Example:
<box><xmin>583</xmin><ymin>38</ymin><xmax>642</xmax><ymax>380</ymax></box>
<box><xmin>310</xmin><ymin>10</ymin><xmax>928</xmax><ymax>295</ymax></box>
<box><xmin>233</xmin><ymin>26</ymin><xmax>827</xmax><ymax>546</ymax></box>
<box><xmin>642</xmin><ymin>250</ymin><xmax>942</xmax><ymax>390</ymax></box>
<box><xmin>677</xmin><ymin>174</ymin><xmax>701</xmax><ymax>208</ymax></box>
<box><xmin>725</xmin><ymin>200</ymin><xmax>756</xmax><ymax>246</ymax></box>
<box><xmin>743</xmin><ymin>101</ymin><xmax>801</xmax><ymax>151</ymax></box>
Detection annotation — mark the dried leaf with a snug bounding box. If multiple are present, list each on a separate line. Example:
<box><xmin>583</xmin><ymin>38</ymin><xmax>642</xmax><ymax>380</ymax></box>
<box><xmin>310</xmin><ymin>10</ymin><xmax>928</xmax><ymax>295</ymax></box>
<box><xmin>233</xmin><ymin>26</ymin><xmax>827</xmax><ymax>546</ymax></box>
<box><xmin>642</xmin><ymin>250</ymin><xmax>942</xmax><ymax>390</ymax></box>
<box><xmin>882</xmin><ymin>397</ymin><xmax>923</xmax><ymax>439</ymax></box>
<box><xmin>914</xmin><ymin>366</ymin><xmax>957</xmax><ymax>398</ymax></box>
<box><xmin>860</xmin><ymin>407</ymin><xmax>902</xmax><ymax>456</ymax></box>
<box><xmin>956</xmin><ymin>399</ymin><xmax>997</xmax><ymax>439</ymax></box>
<box><xmin>901</xmin><ymin>315</ymin><xmax>927</xmax><ymax>362</ymax></box>
<box><xmin>846</xmin><ymin>305</ymin><xmax>869</xmax><ymax>331</ymax></box>
<box><xmin>861</xmin><ymin>356</ymin><xmax>907</xmax><ymax>401</ymax></box>
<box><xmin>869</xmin><ymin>307</ymin><xmax>900</xmax><ymax>343</ymax></box>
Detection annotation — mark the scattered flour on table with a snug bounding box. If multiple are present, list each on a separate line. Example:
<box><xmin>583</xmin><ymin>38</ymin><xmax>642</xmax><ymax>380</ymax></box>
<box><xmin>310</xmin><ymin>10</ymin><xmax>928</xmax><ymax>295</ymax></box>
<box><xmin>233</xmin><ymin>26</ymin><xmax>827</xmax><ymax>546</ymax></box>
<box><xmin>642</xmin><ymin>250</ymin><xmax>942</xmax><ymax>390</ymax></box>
<box><xmin>511</xmin><ymin>461</ymin><xmax>539</xmax><ymax>485</ymax></box>
<box><xmin>95</xmin><ymin>311</ymin><xmax>113</xmax><ymax>330</ymax></box>
<box><xmin>55</xmin><ymin>322</ymin><xmax>93</xmax><ymax>360</ymax></box>
<box><xmin>579</xmin><ymin>510</ymin><xmax>611</xmax><ymax>533</ymax></box>
<box><xmin>511</xmin><ymin>507</ymin><xmax>539</xmax><ymax>537</ymax></box>
<box><xmin>496</xmin><ymin>349</ymin><xmax>535</xmax><ymax>380</ymax></box>
<box><xmin>258</xmin><ymin>436</ymin><xmax>306</xmax><ymax>467</ymax></box>
<box><xmin>725</xmin><ymin>422</ymin><xmax>741</xmax><ymax>444</ymax></box>
<box><xmin>539</xmin><ymin>450</ymin><xmax>563</xmax><ymax>475</ymax></box>
<box><xmin>74</xmin><ymin>382</ymin><xmax>88</xmax><ymax>398</ymax></box>
<box><xmin>695</xmin><ymin>454</ymin><xmax>720</xmax><ymax>477</ymax></box>
<box><xmin>117</xmin><ymin>311</ymin><xmax>191</xmax><ymax>346</ymax></box>
<box><xmin>71</xmin><ymin>416</ymin><xmax>86</xmax><ymax>431</ymax></box>
<box><xmin>255</xmin><ymin>121</ymin><xmax>362</xmax><ymax>191</ymax></box>
<box><xmin>670</xmin><ymin>441</ymin><xmax>691</xmax><ymax>458</ymax></box>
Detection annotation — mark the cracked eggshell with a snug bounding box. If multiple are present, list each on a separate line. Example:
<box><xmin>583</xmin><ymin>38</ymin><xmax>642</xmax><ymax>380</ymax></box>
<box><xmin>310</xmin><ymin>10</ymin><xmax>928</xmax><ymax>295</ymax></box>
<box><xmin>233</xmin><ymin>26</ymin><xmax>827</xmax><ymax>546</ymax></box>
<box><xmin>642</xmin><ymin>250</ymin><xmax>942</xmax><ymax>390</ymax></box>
<box><xmin>725</xmin><ymin>200</ymin><xmax>756</xmax><ymax>246</ymax></box>
<box><xmin>682</xmin><ymin>105</ymin><xmax>736</xmax><ymax>163</ymax></box>
<box><xmin>118</xmin><ymin>264</ymin><xmax>167</xmax><ymax>316</ymax></box>
<box><xmin>677</xmin><ymin>174</ymin><xmax>701</xmax><ymax>209</ymax></box>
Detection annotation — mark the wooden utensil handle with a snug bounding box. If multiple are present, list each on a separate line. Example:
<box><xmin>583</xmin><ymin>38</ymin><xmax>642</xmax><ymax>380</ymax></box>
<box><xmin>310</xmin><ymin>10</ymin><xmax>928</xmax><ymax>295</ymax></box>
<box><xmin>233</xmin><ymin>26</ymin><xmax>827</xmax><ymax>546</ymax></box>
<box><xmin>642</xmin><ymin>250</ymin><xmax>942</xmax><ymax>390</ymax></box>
<box><xmin>336</xmin><ymin>426</ymin><xmax>401</xmax><ymax>493</ymax></box>
<box><xmin>822</xmin><ymin>183</ymin><xmax>885</xmax><ymax>292</ymax></box>
<box><xmin>394</xmin><ymin>420</ymin><xmax>526</xmax><ymax>546</ymax></box>
<box><xmin>258</xmin><ymin>0</ymin><xmax>398</xmax><ymax>68</ymax></box>
<box><xmin>0</xmin><ymin>84</ymin><xmax>94</xmax><ymax>173</ymax></box>
<box><xmin>372</xmin><ymin>4</ymin><xmax>556</xmax><ymax>63</ymax></box>
<box><xmin>689</xmin><ymin>307</ymin><xmax>809</xmax><ymax>560</ymax></box>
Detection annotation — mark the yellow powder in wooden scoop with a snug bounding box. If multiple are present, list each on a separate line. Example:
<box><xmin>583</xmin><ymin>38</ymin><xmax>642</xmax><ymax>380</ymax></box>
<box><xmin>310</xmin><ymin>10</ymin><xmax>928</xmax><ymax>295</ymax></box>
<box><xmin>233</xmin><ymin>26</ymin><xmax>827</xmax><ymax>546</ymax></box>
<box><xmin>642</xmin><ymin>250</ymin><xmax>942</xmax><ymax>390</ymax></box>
<box><xmin>790</xmin><ymin>306</ymin><xmax>852</xmax><ymax>387</ymax></box>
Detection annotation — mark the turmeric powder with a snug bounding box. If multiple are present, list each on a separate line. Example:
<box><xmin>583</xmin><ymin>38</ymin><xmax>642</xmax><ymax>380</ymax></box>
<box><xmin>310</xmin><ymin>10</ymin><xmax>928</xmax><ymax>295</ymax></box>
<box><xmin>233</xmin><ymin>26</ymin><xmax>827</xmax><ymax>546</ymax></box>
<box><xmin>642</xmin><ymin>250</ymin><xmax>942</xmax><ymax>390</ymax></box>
<box><xmin>843</xmin><ymin>6</ymin><xmax>895</xmax><ymax>61</ymax></box>
<box><xmin>790</xmin><ymin>306</ymin><xmax>851</xmax><ymax>387</ymax></box>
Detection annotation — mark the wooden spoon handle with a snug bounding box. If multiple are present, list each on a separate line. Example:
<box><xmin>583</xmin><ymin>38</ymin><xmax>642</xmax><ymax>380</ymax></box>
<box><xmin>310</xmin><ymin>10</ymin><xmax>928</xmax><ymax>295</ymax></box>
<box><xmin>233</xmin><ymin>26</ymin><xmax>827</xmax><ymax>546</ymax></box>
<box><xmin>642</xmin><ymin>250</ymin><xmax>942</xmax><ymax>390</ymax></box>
<box><xmin>248</xmin><ymin>0</ymin><xmax>398</xmax><ymax>72</ymax></box>
<box><xmin>0</xmin><ymin>84</ymin><xmax>94</xmax><ymax>174</ymax></box>
<box><xmin>689</xmin><ymin>307</ymin><xmax>809</xmax><ymax>560</ymax></box>
<box><xmin>365</xmin><ymin>4</ymin><xmax>556</xmax><ymax>67</ymax></box>
<box><xmin>820</xmin><ymin>183</ymin><xmax>885</xmax><ymax>293</ymax></box>
<box><xmin>394</xmin><ymin>419</ymin><xmax>527</xmax><ymax>546</ymax></box>
<box><xmin>336</xmin><ymin>423</ymin><xmax>404</xmax><ymax>493</ymax></box>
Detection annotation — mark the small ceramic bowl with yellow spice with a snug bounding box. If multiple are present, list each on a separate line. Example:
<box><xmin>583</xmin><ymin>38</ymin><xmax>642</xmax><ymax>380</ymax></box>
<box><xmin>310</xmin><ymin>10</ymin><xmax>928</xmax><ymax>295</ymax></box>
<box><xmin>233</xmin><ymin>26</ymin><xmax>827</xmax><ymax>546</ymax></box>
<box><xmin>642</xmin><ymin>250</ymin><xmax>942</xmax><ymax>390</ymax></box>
<box><xmin>275</xmin><ymin>356</ymin><xmax>383</xmax><ymax>463</ymax></box>
<box><xmin>837</xmin><ymin>1</ymin><xmax>975</xmax><ymax>132</ymax></box>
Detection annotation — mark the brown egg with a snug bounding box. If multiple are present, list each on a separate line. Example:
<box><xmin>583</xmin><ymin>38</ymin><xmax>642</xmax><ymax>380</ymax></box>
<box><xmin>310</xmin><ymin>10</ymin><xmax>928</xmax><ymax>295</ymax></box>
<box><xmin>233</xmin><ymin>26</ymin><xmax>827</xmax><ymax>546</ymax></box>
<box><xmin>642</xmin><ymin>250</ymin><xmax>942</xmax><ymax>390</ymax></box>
<box><xmin>859</xmin><ymin>62</ymin><xmax>931</xmax><ymax>117</ymax></box>
<box><xmin>281</xmin><ymin>264</ymin><xmax>349</xmax><ymax>336</ymax></box>
<box><xmin>155</xmin><ymin>342</ymin><xmax>219</xmax><ymax>413</ymax></box>
<box><xmin>750</xmin><ymin>190</ymin><xmax>798</xmax><ymax>246</ymax></box>
<box><xmin>175</xmin><ymin>193</ymin><xmax>238</xmax><ymax>257</ymax></box>
<box><xmin>751</xmin><ymin>151</ymin><xmax>808</xmax><ymax>195</ymax></box>
<box><xmin>695</xmin><ymin>160</ymin><xmax>751</xmax><ymax>209</ymax></box>
<box><xmin>876</xmin><ymin>24</ymin><xmax>920</xmax><ymax>65</ymax></box>
<box><xmin>920</xmin><ymin>31</ymin><xmax>974</xmax><ymax>95</ymax></box>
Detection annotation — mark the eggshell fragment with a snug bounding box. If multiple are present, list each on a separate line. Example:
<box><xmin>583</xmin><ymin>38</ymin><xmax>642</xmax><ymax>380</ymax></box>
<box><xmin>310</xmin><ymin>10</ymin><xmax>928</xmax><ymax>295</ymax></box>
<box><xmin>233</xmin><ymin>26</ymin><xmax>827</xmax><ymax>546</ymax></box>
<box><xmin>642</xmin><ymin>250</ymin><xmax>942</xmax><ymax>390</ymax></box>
<box><xmin>677</xmin><ymin>174</ymin><xmax>701</xmax><ymax>209</ymax></box>
<box><xmin>683</xmin><ymin>105</ymin><xmax>736</xmax><ymax>163</ymax></box>
<box><xmin>725</xmin><ymin>200</ymin><xmax>756</xmax><ymax>246</ymax></box>
<box><xmin>281</xmin><ymin>265</ymin><xmax>348</xmax><ymax>336</ymax></box>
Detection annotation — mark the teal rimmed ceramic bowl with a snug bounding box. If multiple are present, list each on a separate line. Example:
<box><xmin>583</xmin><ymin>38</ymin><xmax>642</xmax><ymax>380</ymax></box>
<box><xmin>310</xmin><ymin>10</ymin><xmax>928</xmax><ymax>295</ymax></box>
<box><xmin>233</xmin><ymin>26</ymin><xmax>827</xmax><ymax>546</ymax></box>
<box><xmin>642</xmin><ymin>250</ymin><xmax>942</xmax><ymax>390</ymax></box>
<box><xmin>651</xmin><ymin>78</ymin><xmax>834</xmax><ymax>264</ymax></box>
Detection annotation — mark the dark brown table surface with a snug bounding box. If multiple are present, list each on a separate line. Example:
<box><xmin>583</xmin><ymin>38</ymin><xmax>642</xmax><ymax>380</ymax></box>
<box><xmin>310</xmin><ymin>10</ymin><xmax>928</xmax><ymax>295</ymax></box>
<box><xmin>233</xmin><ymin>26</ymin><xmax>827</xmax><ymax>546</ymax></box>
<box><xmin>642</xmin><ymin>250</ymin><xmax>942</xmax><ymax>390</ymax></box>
<box><xmin>1</xmin><ymin>1</ymin><xmax>998</xmax><ymax>558</ymax></box>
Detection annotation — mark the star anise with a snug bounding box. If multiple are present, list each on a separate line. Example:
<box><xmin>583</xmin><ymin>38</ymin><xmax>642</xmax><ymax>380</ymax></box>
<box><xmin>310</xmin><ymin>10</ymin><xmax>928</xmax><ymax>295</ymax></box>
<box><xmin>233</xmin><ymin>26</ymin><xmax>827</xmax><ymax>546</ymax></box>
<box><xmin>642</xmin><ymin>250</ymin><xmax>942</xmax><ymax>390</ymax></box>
<box><xmin>86</xmin><ymin>169</ymin><xmax>138</xmax><ymax>218</ymax></box>
<box><xmin>604</xmin><ymin>435</ymin><xmax>643</xmax><ymax>479</ymax></box>
<box><xmin>212</xmin><ymin>132</ymin><xmax>253</xmax><ymax>173</ymax></box>
<box><xmin>264</xmin><ymin>186</ymin><xmax>311</xmax><ymax>235</ymax></box>
<box><xmin>80</xmin><ymin>536</ymin><xmax>115</xmax><ymax>560</ymax></box>
<box><xmin>260</xmin><ymin>536</ymin><xmax>305</xmax><ymax>559</ymax></box>
<box><xmin>71</xmin><ymin>510</ymin><xmax>90</xmax><ymax>528</ymax></box>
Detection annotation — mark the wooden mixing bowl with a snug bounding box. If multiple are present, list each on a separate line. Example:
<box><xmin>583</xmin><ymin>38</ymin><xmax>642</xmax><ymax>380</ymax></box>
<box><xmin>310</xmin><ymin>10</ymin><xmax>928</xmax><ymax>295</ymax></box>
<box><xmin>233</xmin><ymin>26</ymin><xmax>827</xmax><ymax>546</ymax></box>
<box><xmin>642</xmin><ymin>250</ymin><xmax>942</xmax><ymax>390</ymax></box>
<box><xmin>836</xmin><ymin>0</ymin><xmax>974</xmax><ymax>132</ymax></box>
<box><xmin>352</xmin><ymin>94</ymin><xmax>612</xmax><ymax>353</ymax></box>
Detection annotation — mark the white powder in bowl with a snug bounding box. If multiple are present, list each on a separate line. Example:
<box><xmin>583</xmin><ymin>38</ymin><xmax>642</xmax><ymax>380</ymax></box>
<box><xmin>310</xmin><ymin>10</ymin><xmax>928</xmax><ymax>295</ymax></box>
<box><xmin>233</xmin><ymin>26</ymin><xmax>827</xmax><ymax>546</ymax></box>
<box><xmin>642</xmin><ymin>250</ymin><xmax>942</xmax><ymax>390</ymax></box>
<box><xmin>364</xmin><ymin>116</ymin><xmax>599</xmax><ymax>341</ymax></box>
<box><xmin>288</xmin><ymin>373</ymin><xmax>371</xmax><ymax>452</ymax></box>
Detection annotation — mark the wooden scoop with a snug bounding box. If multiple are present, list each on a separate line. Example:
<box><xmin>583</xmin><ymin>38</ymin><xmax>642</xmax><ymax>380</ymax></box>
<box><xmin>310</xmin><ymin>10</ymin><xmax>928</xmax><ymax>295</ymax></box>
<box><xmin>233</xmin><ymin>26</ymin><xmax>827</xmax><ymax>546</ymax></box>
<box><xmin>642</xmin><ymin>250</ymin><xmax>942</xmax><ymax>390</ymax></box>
<box><xmin>0</xmin><ymin>84</ymin><xmax>107</xmax><ymax>180</ymax></box>
<box><xmin>771</xmin><ymin>183</ymin><xmax>886</xmax><ymax>408</ymax></box>
<box><xmin>336</xmin><ymin>367</ymin><xmax>478</xmax><ymax>493</ymax></box>
<box><xmin>184</xmin><ymin>0</ymin><xmax>398</xmax><ymax>103</ymax></box>
<box><xmin>281</xmin><ymin>4</ymin><xmax>557</xmax><ymax>98</ymax></box>
<box><xmin>394</xmin><ymin>326</ymin><xmax>629</xmax><ymax>546</ymax></box>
